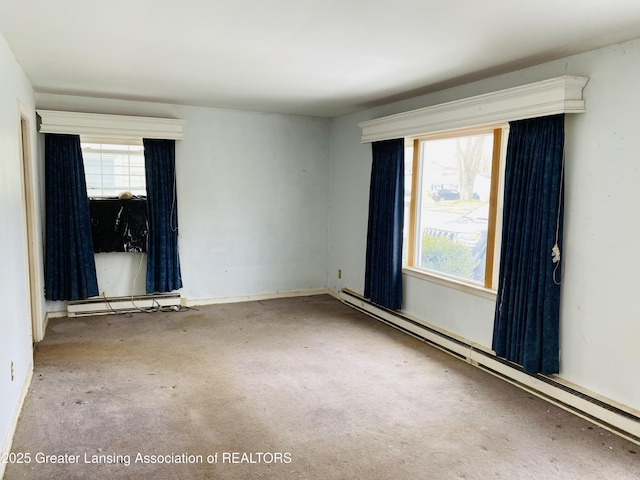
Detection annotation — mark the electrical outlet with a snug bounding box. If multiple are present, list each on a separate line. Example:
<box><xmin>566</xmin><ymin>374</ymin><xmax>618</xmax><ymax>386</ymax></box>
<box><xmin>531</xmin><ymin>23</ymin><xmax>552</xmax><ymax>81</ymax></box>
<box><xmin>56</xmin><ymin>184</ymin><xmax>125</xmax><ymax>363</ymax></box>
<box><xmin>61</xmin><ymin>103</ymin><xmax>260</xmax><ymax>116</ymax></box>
<box><xmin>10</xmin><ymin>361</ymin><xmax>14</xmax><ymax>382</ymax></box>
<box><xmin>338</xmin><ymin>269</ymin><xmax>342</xmax><ymax>279</ymax></box>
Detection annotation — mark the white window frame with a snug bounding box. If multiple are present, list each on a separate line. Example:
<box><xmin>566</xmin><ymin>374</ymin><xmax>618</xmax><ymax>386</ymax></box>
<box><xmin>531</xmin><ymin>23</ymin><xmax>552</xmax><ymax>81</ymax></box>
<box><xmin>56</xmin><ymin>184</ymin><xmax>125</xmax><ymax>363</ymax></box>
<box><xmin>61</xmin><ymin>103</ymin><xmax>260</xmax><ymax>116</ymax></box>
<box><xmin>81</xmin><ymin>140</ymin><xmax>146</xmax><ymax>199</ymax></box>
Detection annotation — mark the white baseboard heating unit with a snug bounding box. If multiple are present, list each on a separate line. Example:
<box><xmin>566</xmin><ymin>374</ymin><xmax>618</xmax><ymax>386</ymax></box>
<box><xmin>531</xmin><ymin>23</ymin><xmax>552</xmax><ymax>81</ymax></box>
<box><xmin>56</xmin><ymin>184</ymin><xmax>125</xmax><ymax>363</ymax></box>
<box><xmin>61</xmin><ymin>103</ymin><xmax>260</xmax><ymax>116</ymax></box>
<box><xmin>339</xmin><ymin>288</ymin><xmax>640</xmax><ymax>445</ymax></box>
<box><xmin>67</xmin><ymin>293</ymin><xmax>181</xmax><ymax>317</ymax></box>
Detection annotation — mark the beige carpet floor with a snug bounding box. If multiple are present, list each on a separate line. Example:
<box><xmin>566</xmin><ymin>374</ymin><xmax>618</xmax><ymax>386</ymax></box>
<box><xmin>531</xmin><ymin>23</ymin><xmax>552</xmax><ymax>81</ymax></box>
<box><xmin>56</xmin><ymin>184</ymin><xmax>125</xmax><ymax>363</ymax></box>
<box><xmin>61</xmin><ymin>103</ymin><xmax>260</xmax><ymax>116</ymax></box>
<box><xmin>5</xmin><ymin>294</ymin><xmax>639</xmax><ymax>479</ymax></box>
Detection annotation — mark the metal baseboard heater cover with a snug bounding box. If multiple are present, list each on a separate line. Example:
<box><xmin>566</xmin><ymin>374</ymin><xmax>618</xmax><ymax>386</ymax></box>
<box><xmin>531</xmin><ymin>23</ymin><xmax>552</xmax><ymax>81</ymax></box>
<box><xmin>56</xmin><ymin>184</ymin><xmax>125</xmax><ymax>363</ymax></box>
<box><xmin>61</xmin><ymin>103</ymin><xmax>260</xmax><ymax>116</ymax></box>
<box><xmin>67</xmin><ymin>293</ymin><xmax>181</xmax><ymax>317</ymax></box>
<box><xmin>339</xmin><ymin>289</ymin><xmax>640</xmax><ymax>445</ymax></box>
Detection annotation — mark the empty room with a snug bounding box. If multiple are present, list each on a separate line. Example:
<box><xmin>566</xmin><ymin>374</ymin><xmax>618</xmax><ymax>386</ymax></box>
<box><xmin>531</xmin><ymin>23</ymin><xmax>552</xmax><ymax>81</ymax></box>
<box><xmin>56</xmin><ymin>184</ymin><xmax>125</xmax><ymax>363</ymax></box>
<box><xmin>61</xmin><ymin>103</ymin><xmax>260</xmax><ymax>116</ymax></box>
<box><xmin>1</xmin><ymin>1</ymin><xmax>639</xmax><ymax>478</ymax></box>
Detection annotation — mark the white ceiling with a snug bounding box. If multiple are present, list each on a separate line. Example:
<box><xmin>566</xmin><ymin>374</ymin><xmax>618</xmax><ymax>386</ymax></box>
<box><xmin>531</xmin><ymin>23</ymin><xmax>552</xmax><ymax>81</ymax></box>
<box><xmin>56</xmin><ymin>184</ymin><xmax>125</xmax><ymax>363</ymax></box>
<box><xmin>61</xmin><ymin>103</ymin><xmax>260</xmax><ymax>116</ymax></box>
<box><xmin>1</xmin><ymin>0</ymin><xmax>640</xmax><ymax>117</ymax></box>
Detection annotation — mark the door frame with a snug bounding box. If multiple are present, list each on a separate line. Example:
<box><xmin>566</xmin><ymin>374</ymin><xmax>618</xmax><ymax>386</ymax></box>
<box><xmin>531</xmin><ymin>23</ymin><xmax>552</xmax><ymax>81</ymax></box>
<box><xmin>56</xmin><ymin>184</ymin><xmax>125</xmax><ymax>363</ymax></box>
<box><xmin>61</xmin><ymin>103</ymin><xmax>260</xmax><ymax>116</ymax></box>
<box><xmin>18</xmin><ymin>102</ymin><xmax>44</xmax><ymax>342</ymax></box>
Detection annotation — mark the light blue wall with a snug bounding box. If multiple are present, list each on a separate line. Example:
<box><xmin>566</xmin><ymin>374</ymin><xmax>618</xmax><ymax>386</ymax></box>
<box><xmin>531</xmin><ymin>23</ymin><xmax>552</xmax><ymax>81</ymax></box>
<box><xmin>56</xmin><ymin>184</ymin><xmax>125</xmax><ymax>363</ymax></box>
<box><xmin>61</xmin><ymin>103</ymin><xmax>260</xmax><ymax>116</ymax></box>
<box><xmin>0</xmin><ymin>31</ymin><xmax>38</xmax><ymax>467</ymax></box>
<box><xmin>36</xmin><ymin>94</ymin><xmax>331</xmax><ymax>305</ymax></box>
<box><xmin>328</xmin><ymin>38</ymin><xmax>640</xmax><ymax>412</ymax></box>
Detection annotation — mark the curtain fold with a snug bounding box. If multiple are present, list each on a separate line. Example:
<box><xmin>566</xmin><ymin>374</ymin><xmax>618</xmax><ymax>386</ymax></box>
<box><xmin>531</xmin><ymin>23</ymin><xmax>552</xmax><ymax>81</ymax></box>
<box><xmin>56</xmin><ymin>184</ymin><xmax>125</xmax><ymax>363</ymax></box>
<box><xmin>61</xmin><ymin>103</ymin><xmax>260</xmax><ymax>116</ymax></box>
<box><xmin>492</xmin><ymin>114</ymin><xmax>565</xmax><ymax>375</ymax></box>
<box><xmin>143</xmin><ymin>138</ymin><xmax>182</xmax><ymax>293</ymax></box>
<box><xmin>364</xmin><ymin>138</ymin><xmax>404</xmax><ymax>310</ymax></box>
<box><xmin>44</xmin><ymin>133</ymin><xmax>99</xmax><ymax>301</ymax></box>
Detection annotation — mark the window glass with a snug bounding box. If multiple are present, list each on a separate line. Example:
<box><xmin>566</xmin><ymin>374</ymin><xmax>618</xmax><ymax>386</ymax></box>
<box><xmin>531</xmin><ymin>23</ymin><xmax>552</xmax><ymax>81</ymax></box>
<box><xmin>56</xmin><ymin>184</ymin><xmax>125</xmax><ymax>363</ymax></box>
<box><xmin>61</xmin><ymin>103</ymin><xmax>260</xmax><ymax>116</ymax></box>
<box><xmin>405</xmin><ymin>127</ymin><xmax>504</xmax><ymax>289</ymax></box>
<box><xmin>81</xmin><ymin>143</ymin><xmax>146</xmax><ymax>197</ymax></box>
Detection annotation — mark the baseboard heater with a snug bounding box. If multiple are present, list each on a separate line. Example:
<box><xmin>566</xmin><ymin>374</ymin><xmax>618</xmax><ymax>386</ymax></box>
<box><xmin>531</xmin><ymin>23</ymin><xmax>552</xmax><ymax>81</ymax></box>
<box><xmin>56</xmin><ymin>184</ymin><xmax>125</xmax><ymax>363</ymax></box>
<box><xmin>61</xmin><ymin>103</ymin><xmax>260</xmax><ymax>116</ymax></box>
<box><xmin>67</xmin><ymin>293</ymin><xmax>181</xmax><ymax>317</ymax></box>
<box><xmin>339</xmin><ymin>288</ymin><xmax>640</xmax><ymax>445</ymax></box>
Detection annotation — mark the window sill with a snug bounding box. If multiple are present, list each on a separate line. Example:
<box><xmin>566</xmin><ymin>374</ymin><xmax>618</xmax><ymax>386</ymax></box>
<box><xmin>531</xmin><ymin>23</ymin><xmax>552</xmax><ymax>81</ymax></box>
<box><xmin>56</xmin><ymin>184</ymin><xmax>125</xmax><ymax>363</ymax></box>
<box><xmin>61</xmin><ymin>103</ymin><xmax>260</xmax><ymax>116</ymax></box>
<box><xmin>402</xmin><ymin>267</ymin><xmax>497</xmax><ymax>301</ymax></box>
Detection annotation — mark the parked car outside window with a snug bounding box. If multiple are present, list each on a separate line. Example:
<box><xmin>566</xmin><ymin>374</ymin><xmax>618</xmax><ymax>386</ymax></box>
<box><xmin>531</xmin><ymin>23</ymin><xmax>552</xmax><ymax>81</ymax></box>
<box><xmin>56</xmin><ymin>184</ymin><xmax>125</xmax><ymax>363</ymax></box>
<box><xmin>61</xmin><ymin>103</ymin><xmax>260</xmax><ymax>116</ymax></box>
<box><xmin>432</xmin><ymin>188</ymin><xmax>460</xmax><ymax>201</ymax></box>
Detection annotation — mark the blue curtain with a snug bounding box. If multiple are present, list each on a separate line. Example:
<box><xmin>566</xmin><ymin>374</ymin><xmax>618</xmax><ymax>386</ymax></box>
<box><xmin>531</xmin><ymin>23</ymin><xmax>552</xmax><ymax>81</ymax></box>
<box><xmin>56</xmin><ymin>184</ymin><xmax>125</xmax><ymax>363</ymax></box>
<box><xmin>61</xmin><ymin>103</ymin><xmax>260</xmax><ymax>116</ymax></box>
<box><xmin>364</xmin><ymin>138</ymin><xmax>404</xmax><ymax>310</ymax></box>
<box><xmin>492</xmin><ymin>114</ymin><xmax>565</xmax><ymax>375</ymax></box>
<box><xmin>143</xmin><ymin>138</ymin><xmax>182</xmax><ymax>293</ymax></box>
<box><xmin>44</xmin><ymin>134</ymin><xmax>99</xmax><ymax>301</ymax></box>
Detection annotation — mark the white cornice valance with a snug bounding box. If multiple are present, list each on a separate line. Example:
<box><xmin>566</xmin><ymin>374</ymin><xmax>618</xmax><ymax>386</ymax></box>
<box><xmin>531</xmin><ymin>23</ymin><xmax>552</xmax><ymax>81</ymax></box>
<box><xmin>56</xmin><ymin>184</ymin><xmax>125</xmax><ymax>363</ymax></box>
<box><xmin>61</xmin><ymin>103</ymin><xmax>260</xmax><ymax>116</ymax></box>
<box><xmin>36</xmin><ymin>110</ymin><xmax>185</xmax><ymax>141</ymax></box>
<box><xmin>358</xmin><ymin>75</ymin><xmax>589</xmax><ymax>143</ymax></box>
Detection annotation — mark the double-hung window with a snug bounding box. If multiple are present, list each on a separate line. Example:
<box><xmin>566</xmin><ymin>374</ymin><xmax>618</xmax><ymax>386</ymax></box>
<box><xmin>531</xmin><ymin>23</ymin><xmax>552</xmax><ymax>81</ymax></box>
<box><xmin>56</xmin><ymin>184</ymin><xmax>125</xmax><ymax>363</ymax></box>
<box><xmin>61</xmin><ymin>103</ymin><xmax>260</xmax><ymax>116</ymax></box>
<box><xmin>82</xmin><ymin>142</ymin><xmax>146</xmax><ymax>198</ymax></box>
<box><xmin>81</xmin><ymin>141</ymin><xmax>148</xmax><ymax>253</ymax></box>
<box><xmin>404</xmin><ymin>124</ymin><xmax>509</xmax><ymax>290</ymax></box>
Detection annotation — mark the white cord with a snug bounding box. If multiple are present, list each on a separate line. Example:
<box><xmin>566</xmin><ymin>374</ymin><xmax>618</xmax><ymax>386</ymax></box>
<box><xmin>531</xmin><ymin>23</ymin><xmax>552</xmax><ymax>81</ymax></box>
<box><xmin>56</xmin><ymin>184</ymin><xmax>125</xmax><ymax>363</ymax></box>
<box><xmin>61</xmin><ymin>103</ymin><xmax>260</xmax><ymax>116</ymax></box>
<box><xmin>169</xmin><ymin>149</ymin><xmax>182</xmax><ymax>285</ymax></box>
<box><xmin>170</xmin><ymin>154</ymin><xmax>178</xmax><ymax>233</ymax></box>
<box><xmin>552</xmin><ymin>148</ymin><xmax>565</xmax><ymax>285</ymax></box>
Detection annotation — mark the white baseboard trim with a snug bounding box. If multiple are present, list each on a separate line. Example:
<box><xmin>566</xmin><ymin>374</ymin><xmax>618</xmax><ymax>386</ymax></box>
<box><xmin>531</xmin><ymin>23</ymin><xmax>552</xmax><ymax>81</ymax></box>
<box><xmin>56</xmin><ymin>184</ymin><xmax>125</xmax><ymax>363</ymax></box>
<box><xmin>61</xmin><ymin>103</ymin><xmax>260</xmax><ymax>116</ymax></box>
<box><xmin>41</xmin><ymin>311</ymin><xmax>65</xmax><ymax>340</ymax></box>
<box><xmin>45</xmin><ymin>310</ymin><xmax>67</xmax><ymax>320</ymax></box>
<box><xmin>0</xmin><ymin>364</ymin><xmax>33</xmax><ymax>480</ymax></box>
<box><xmin>184</xmin><ymin>288</ymin><xmax>330</xmax><ymax>307</ymax></box>
<box><xmin>327</xmin><ymin>289</ymin><xmax>341</xmax><ymax>300</ymax></box>
<box><xmin>339</xmin><ymin>289</ymin><xmax>640</xmax><ymax>445</ymax></box>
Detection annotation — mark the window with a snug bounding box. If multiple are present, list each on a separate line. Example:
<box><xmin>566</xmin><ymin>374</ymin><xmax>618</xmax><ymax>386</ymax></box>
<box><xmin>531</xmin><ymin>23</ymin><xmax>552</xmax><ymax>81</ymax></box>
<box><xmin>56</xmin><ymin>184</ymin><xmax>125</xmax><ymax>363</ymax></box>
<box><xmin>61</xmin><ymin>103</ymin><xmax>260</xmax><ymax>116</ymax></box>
<box><xmin>81</xmin><ymin>141</ymin><xmax>148</xmax><ymax>253</ymax></box>
<box><xmin>81</xmin><ymin>142</ymin><xmax>146</xmax><ymax>198</ymax></box>
<box><xmin>404</xmin><ymin>125</ymin><xmax>508</xmax><ymax>290</ymax></box>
